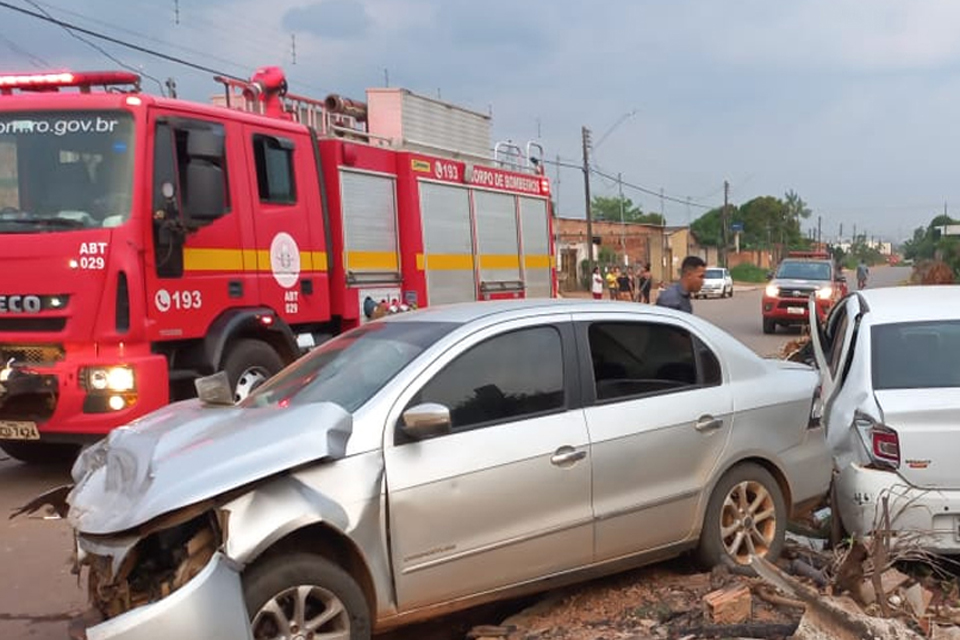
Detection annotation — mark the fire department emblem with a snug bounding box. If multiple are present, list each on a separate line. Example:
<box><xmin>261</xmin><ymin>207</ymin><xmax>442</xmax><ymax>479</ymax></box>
<box><xmin>270</xmin><ymin>232</ymin><xmax>300</xmax><ymax>289</ymax></box>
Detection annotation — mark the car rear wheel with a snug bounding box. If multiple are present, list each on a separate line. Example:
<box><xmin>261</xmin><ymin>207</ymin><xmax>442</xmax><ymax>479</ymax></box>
<box><xmin>0</xmin><ymin>441</ymin><xmax>79</xmax><ymax>465</ymax></box>
<box><xmin>244</xmin><ymin>552</ymin><xmax>371</xmax><ymax>640</ymax></box>
<box><xmin>762</xmin><ymin>318</ymin><xmax>776</xmax><ymax>334</ymax></box>
<box><xmin>696</xmin><ymin>463</ymin><xmax>786</xmax><ymax>573</ymax></box>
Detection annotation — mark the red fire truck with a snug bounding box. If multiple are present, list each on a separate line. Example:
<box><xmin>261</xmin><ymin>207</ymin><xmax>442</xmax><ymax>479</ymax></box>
<box><xmin>0</xmin><ymin>67</ymin><xmax>555</xmax><ymax>463</ymax></box>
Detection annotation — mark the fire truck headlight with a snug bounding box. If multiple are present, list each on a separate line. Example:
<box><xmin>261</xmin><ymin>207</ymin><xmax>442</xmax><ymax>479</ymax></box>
<box><xmin>84</xmin><ymin>366</ymin><xmax>135</xmax><ymax>392</ymax></box>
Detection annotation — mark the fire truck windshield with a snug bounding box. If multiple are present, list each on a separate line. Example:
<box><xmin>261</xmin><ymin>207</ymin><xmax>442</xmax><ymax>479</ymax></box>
<box><xmin>0</xmin><ymin>110</ymin><xmax>134</xmax><ymax>233</ymax></box>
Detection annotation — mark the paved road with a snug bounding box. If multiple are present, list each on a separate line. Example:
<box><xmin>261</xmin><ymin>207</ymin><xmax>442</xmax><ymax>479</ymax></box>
<box><xmin>695</xmin><ymin>265</ymin><xmax>910</xmax><ymax>355</ymax></box>
<box><xmin>0</xmin><ymin>264</ymin><xmax>913</xmax><ymax>640</ymax></box>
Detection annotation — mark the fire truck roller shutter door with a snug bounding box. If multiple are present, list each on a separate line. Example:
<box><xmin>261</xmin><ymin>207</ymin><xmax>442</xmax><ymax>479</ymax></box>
<box><xmin>519</xmin><ymin>196</ymin><xmax>551</xmax><ymax>298</ymax></box>
<box><xmin>419</xmin><ymin>181</ymin><xmax>476</xmax><ymax>305</ymax></box>
<box><xmin>474</xmin><ymin>190</ymin><xmax>521</xmax><ymax>285</ymax></box>
<box><xmin>339</xmin><ymin>170</ymin><xmax>400</xmax><ymax>276</ymax></box>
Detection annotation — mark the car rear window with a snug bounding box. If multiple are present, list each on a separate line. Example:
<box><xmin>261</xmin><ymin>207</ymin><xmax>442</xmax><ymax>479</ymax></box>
<box><xmin>705</xmin><ymin>269</ymin><xmax>724</xmax><ymax>279</ymax></box>
<box><xmin>872</xmin><ymin>320</ymin><xmax>960</xmax><ymax>389</ymax></box>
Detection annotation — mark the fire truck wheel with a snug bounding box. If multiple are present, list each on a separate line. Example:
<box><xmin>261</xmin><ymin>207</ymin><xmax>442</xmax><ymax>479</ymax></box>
<box><xmin>223</xmin><ymin>339</ymin><xmax>286</xmax><ymax>403</ymax></box>
<box><xmin>0</xmin><ymin>441</ymin><xmax>79</xmax><ymax>465</ymax></box>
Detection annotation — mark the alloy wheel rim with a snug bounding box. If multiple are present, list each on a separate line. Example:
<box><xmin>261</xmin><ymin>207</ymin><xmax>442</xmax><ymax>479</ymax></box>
<box><xmin>718</xmin><ymin>479</ymin><xmax>777</xmax><ymax>564</ymax></box>
<box><xmin>234</xmin><ymin>367</ymin><xmax>269</xmax><ymax>402</ymax></box>
<box><xmin>252</xmin><ymin>584</ymin><xmax>351</xmax><ymax>640</ymax></box>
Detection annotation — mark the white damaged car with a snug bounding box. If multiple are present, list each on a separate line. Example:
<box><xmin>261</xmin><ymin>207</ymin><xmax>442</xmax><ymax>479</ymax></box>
<box><xmin>809</xmin><ymin>286</ymin><xmax>960</xmax><ymax>551</ymax></box>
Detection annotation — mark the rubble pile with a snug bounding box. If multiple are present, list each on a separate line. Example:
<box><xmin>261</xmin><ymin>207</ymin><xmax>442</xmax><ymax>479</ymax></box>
<box><xmin>465</xmin><ymin>531</ymin><xmax>960</xmax><ymax>640</ymax></box>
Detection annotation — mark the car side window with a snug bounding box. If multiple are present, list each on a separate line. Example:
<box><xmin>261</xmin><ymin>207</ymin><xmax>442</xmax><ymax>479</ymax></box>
<box><xmin>409</xmin><ymin>326</ymin><xmax>564</xmax><ymax>432</ymax></box>
<box><xmin>694</xmin><ymin>336</ymin><xmax>722</xmax><ymax>386</ymax></box>
<box><xmin>587</xmin><ymin>321</ymin><xmax>700</xmax><ymax>401</ymax></box>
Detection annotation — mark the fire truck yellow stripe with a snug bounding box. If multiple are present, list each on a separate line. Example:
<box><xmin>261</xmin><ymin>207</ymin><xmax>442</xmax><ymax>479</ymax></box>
<box><xmin>524</xmin><ymin>255</ymin><xmax>552</xmax><ymax>269</ymax></box>
<box><xmin>183</xmin><ymin>248</ymin><xmax>328</xmax><ymax>272</ymax></box>
<box><xmin>479</xmin><ymin>254</ymin><xmax>520</xmax><ymax>270</ymax></box>
<box><xmin>184</xmin><ymin>248</ymin><xmax>245</xmax><ymax>271</ymax></box>
<box><xmin>347</xmin><ymin>251</ymin><xmax>399</xmax><ymax>271</ymax></box>
<box><xmin>423</xmin><ymin>254</ymin><xmax>474</xmax><ymax>271</ymax></box>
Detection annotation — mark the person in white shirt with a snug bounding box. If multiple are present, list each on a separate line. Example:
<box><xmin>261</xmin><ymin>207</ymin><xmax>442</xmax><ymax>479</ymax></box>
<box><xmin>591</xmin><ymin>266</ymin><xmax>604</xmax><ymax>299</ymax></box>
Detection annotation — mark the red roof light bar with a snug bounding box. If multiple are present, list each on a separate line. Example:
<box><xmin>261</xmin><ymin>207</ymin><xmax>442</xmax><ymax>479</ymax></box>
<box><xmin>0</xmin><ymin>71</ymin><xmax>141</xmax><ymax>94</ymax></box>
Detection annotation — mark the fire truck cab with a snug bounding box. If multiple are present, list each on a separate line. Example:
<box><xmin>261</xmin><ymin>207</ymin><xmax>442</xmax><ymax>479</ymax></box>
<box><xmin>0</xmin><ymin>68</ymin><xmax>555</xmax><ymax>463</ymax></box>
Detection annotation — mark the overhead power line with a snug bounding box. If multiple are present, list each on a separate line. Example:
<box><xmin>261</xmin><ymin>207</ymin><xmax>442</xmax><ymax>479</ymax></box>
<box><xmin>0</xmin><ymin>32</ymin><xmax>49</xmax><ymax>68</ymax></box>
<box><xmin>541</xmin><ymin>157</ymin><xmax>716</xmax><ymax>210</ymax></box>
<box><xmin>22</xmin><ymin>0</ymin><xmax>166</xmax><ymax>94</ymax></box>
<box><xmin>0</xmin><ymin>0</ymin><xmax>245</xmax><ymax>81</ymax></box>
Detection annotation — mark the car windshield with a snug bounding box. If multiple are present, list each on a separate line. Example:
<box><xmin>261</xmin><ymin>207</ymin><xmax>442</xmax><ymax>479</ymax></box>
<box><xmin>0</xmin><ymin>110</ymin><xmax>135</xmax><ymax>233</ymax></box>
<box><xmin>776</xmin><ymin>261</ymin><xmax>831</xmax><ymax>280</ymax></box>
<box><xmin>242</xmin><ymin>320</ymin><xmax>458</xmax><ymax>412</ymax></box>
<box><xmin>705</xmin><ymin>269</ymin><xmax>724</xmax><ymax>279</ymax></box>
<box><xmin>872</xmin><ymin>320</ymin><xmax>960</xmax><ymax>389</ymax></box>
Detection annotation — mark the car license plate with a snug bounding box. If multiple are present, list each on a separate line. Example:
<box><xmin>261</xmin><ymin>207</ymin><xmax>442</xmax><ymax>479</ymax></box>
<box><xmin>0</xmin><ymin>420</ymin><xmax>40</xmax><ymax>440</ymax></box>
<box><xmin>787</xmin><ymin>307</ymin><xmax>806</xmax><ymax>315</ymax></box>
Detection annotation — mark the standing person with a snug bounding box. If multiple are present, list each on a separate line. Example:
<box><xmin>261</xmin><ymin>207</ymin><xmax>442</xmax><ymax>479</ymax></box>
<box><xmin>856</xmin><ymin>259</ymin><xmax>869</xmax><ymax>290</ymax></box>
<box><xmin>591</xmin><ymin>266</ymin><xmax>605</xmax><ymax>299</ymax></box>
<box><xmin>638</xmin><ymin>262</ymin><xmax>652</xmax><ymax>303</ymax></box>
<box><xmin>655</xmin><ymin>256</ymin><xmax>706</xmax><ymax>313</ymax></box>
<box><xmin>617</xmin><ymin>267</ymin><xmax>633</xmax><ymax>301</ymax></box>
<box><xmin>606</xmin><ymin>267</ymin><xmax>619</xmax><ymax>300</ymax></box>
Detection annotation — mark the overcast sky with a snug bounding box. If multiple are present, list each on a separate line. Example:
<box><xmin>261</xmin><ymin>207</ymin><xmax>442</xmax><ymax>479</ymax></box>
<box><xmin>4</xmin><ymin>0</ymin><xmax>959</xmax><ymax>242</ymax></box>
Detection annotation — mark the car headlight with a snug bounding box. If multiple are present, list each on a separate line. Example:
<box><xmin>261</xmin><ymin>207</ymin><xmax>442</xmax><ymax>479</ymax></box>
<box><xmin>816</xmin><ymin>286</ymin><xmax>833</xmax><ymax>300</ymax></box>
<box><xmin>765</xmin><ymin>284</ymin><xmax>779</xmax><ymax>297</ymax></box>
<box><xmin>83</xmin><ymin>366</ymin><xmax>136</xmax><ymax>392</ymax></box>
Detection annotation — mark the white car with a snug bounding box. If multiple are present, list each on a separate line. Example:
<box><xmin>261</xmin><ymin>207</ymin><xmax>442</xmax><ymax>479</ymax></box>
<box><xmin>697</xmin><ymin>267</ymin><xmax>734</xmax><ymax>299</ymax></box>
<box><xmin>809</xmin><ymin>286</ymin><xmax>960</xmax><ymax>551</ymax></box>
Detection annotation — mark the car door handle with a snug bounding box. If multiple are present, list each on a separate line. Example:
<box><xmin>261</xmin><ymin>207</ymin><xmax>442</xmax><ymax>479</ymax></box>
<box><xmin>551</xmin><ymin>446</ymin><xmax>587</xmax><ymax>467</ymax></box>
<box><xmin>695</xmin><ymin>416</ymin><xmax>723</xmax><ymax>432</ymax></box>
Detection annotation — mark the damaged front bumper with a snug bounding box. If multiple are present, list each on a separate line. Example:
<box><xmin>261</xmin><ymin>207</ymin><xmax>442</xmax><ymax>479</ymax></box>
<box><xmin>72</xmin><ymin>552</ymin><xmax>252</xmax><ymax>640</ymax></box>
<box><xmin>835</xmin><ymin>463</ymin><xmax>960</xmax><ymax>552</ymax></box>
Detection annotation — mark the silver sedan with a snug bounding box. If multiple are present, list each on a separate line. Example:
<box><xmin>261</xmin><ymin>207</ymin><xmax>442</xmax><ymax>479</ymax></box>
<box><xmin>63</xmin><ymin>299</ymin><xmax>831</xmax><ymax>640</ymax></box>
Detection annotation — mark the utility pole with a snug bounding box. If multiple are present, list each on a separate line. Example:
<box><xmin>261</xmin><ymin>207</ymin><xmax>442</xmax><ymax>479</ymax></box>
<box><xmin>554</xmin><ymin>154</ymin><xmax>561</xmax><ymax>217</ymax></box>
<box><xmin>618</xmin><ymin>172</ymin><xmax>626</xmax><ymax>265</ymax></box>
<box><xmin>817</xmin><ymin>215</ymin><xmax>822</xmax><ymax>248</ymax></box>
<box><xmin>839</xmin><ymin>222</ymin><xmax>843</xmax><ymax>243</ymax></box>
<box><xmin>582</xmin><ymin>126</ymin><xmax>594</xmax><ymax>275</ymax></box>
<box><xmin>660</xmin><ymin>187</ymin><xmax>667</xmax><ymax>280</ymax></box>
<box><xmin>721</xmin><ymin>180</ymin><xmax>730</xmax><ymax>268</ymax></box>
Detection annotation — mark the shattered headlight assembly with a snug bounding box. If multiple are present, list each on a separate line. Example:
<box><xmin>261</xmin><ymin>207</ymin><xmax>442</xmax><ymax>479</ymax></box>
<box><xmin>81</xmin><ymin>510</ymin><xmax>222</xmax><ymax>621</ymax></box>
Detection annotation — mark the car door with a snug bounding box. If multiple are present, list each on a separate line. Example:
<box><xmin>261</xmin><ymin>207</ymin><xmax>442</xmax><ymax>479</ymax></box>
<box><xmin>809</xmin><ymin>294</ymin><xmax>860</xmax><ymax>412</ymax></box>
<box><xmin>575</xmin><ymin>312</ymin><xmax>733</xmax><ymax>561</ymax></box>
<box><xmin>383</xmin><ymin>316</ymin><xmax>593</xmax><ymax>610</ymax></box>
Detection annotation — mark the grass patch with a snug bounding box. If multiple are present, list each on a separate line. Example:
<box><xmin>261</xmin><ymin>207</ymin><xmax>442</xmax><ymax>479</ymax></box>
<box><xmin>730</xmin><ymin>262</ymin><xmax>768</xmax><ymax>283</ymax></box>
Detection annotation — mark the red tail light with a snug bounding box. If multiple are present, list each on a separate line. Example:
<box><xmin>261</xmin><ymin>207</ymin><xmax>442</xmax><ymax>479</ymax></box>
<box><xmin>870</xmin><ymin>425</ymin><xmax>900</xmax><ymax>468</ymax></box>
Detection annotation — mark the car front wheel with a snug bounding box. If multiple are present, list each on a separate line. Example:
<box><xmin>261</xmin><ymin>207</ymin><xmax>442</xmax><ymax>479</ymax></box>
<box><xmin>762</xmin><ymin>318</ymin><xmax>776</xmax><ymax>334</ymax></box>
<box><xmin>696</xmin><ymin>463</ymin><xmax>786</xmax><ymax>573</ymax></box>
<box><xmin>244</xmin><ymin>552</ymin><xmax>371</xmax><ymax>640</ymax></box>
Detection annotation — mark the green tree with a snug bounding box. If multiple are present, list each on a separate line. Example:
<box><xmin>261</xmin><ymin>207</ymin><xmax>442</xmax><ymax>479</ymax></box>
<box><xmin>590</xmin><ymin>195</ymin><xmax>663</xmax><ymax>224</ymax></box>
<box><xmin>690</xmin><ymin>206</ymin><xmax>726</xmax><ymax>247</ymax></box>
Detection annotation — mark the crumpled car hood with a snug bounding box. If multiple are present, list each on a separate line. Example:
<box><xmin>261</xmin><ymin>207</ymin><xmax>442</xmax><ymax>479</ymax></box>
<box><xmin>67</xmin><ymin>399</ymin><xmax>352</xmax><ymax>535</ymax></box>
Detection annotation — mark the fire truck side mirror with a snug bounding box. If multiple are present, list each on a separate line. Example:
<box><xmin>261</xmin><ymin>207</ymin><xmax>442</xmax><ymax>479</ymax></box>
<box><xmin>182</xmin><ymin>130</ymin><xmax>226</xmax><ymax>224</ymax></box>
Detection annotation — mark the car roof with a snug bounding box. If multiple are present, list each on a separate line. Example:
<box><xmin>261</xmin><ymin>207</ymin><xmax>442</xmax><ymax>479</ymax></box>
<box><xmin>860</xmin><ymin>285</ymin><xmax>960</xmax><ymax>324</ymax></box>
<box><xmin>385</xmin><ymin>297</ymin><xmax>696</xmax><ymax>324</ymax></box>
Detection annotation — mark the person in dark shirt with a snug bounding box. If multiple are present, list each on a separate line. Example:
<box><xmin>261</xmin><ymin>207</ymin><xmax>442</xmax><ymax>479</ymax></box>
<box><xmin>655</xmin><ymin>256</ymin><xmax>706</xmax><ymax>313</ymax></box>
<box><xmin>616</xmin><ymin>268</ymin><xmax>633</xmax><ymax>300</ymax></box>
<box><xmin>637</xmin><ymin>262</ymin><xmax>652</xmax><ymax>303</ymax></box>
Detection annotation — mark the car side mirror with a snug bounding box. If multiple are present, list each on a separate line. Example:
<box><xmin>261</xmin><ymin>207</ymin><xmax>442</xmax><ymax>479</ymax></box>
<box><xmin>401</xmin><ymin>402</ymin><xmax>451</xmax><ymax>439</ymax></box>
<box><xmin>766</xmin><ymin>272</ymin><xmax>773</xmax><ymax>281</ymax></box>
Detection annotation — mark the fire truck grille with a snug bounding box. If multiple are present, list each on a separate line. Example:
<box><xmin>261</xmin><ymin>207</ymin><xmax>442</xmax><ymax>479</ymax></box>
<box><xmin>0</xmin><ymin>391</ymin><xmax>57</xmax><ymax>423</ymax></box>
<box><xmin>0</xmin><ymin>344</ymin><xmax>65</xmax><ymax>365</ymax></box>
<box><xmin>0</xmin><ymin>318</ymin><xmax>67</xmax><ymax>333</ymax></box>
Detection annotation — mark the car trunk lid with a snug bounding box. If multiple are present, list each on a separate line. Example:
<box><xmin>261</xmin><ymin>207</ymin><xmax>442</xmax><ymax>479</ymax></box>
<box><xmin>876</xmin><ymin>388</ymin><xmax>960</xmax><ymax>489</ymax></box>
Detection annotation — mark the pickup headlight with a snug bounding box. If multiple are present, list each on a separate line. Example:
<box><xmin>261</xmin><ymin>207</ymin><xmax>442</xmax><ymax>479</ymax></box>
<box><xmin>816</xmin><ymin>286</ymin><xmax>833</xmax><ymax>300</ymax></box>
<box><xmin>765</xmin><ymin>284</ymin><xmax>779</xmax><ymax>297</ymax></box>
<box><xmin>83</xmin><ymin>366</ymin><xmax>136</xmax><ymax>392</ymax></box>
